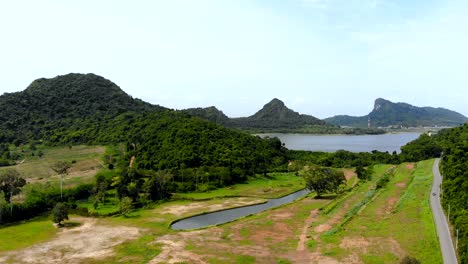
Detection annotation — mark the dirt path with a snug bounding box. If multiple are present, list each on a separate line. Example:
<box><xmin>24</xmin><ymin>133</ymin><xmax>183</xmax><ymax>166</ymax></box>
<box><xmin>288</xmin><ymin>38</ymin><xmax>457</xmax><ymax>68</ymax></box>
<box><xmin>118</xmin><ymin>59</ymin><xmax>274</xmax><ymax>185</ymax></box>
<box><xmin>0</xmin><ymin>218</ymin><xmax>140</xmax><ymax>264</ymax></box>
<box><xmin>297</xmin><ymin>209</ymin><xmax>319</xmax><ymax>251</ymax></box>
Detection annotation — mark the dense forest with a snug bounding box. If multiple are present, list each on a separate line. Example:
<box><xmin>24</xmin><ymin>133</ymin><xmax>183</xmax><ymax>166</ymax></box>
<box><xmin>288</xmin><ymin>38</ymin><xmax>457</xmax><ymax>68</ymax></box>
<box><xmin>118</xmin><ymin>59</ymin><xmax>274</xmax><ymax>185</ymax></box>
<box><xmin>325</xmin><ymin>98</ymin><xmax>467</xmax><ymax>128</ymax></box>
<box><xmin>0</xmin><ymin>73</ymin><xmax>163</xmax><ymax>144</ymax></box>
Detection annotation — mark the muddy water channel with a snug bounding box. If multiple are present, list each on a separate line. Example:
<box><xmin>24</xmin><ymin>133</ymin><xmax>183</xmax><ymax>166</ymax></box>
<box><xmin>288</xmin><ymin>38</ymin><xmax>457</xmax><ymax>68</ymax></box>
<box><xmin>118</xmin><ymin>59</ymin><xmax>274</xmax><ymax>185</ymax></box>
<box><xmin>171</xmin><ymin>189</ymin><xmax>310</xmax><ymax>230</ymax></box>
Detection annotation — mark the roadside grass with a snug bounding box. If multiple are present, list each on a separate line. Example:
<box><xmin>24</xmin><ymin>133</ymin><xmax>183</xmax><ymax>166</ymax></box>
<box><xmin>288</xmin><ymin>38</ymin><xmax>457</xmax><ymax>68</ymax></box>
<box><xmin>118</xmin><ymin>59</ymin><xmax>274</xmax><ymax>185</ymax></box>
<box><xmin>174</xmin><ymin>172</ymin><xmax>305</xmax><ymax>200</ymax></box>
<box><xmin>1</xmin><ymin>145</ymin><xmax>105</xmax><ymax>180</ymax></box>
<box><xmin>317</xmin><ymin>160</ymin><xmax>441</xmax><ymax>263</ymax></box>
<box><xmin>0</xmin><ymin>216</ymin><xmax>57</xmax><ymax>252</ymax></box>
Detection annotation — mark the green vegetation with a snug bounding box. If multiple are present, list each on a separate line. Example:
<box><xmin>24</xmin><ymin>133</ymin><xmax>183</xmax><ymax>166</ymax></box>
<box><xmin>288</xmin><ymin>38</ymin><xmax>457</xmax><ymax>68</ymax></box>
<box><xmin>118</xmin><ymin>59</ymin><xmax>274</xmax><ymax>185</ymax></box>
<box><xmin>174</xmin><ymin>172</ymin><xmax>304</xmax><ymax>200</ymax></box>
<box><xmin>184</xmin><ymin>98</ymin><xmax>385</xmax><ymax>134</ymax></box>
<box><xmin>398</xmin><ymin>124</ymin><xmax>467</xmax><ymax>262</ymax></box>
<box><xmin>0</xmin><ymin>145</ymin><xmax>105</xmax><ymax>182</ymax></box>
<box><xmin>289</xmin><ymin>149</ymin><xmax>400</xmax><ymax>169</ymax></box>
<box><xmin>301</xmin><ymin>166</ymin><xmax>345</xmax><ymax>197</ymax></box>
<box><xmin>311</xmin><ymin>161</ymin><xmax>441</xmax><ymax>263</ymax></box>
<box><xmin>325</xmin><ymin>98</ymin><xmax>467</xmax><ymax>128</ymax></box>
<box><xmin>0</xmin><ymin>216</ymin><xmax>57</xmax><ymax>251</ymax></box>
<box><xmin>51</xmin><ymin>202</ymin><xmax>69</xmax><ymax>226</ymax></box>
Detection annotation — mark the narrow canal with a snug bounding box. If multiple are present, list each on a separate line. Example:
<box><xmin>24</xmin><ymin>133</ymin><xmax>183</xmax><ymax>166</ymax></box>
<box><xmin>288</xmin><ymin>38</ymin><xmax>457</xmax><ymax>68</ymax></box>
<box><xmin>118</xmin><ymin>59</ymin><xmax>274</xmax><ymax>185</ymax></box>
<box><xmin>171</xmin><ymin>189</ymin><xmax>310</xmax><ymax>230</ymax></box>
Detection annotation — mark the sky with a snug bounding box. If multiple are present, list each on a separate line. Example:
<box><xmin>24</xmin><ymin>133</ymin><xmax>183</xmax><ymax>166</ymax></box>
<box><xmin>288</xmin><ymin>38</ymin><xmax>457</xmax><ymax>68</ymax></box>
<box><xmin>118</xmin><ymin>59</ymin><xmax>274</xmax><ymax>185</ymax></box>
<box><xmin>0</xmin><ymin>0</ymin><xmax>467</xmax><ymax>118</ymax></box>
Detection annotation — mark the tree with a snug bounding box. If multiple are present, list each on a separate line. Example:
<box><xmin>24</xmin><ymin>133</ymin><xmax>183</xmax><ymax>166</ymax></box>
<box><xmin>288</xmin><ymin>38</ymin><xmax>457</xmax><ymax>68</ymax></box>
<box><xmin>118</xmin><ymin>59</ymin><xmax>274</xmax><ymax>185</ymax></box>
<box><xmin>51</xmin><ymin>161</ymin><xmax>71</xmax><ymax>200</ymax></box>
<box><xmin>0</xmin><ymin>169</ymin><xmax>26</xmax><ymax>203</ymax></box>
<box><xmin>52</xmin><ymin>202</ymin><xmax>69</xmax><ymax>226</ymax></box>
<box><xmin>143</xmin><ymin>171</ymin><xmax>172</xmax><ymax>201</ymax></box>
<box><xmin>95</xmin><ymin>174</ymin><xmax>109</xmax><ymax>204</ymax></box>
<box><xmin>356</xmin><ymin>165</ymin><xmax>372</xmax><ymax>181</ymax></box>
<box><xmin>301</xmin><ymin>165</ymin><xmax>346</xmax><ymax>198</ymax></box>
<box><xmin>119</xmin><ymin>196</ymin><xmax>133</xmax><ymax>216</ymax></box>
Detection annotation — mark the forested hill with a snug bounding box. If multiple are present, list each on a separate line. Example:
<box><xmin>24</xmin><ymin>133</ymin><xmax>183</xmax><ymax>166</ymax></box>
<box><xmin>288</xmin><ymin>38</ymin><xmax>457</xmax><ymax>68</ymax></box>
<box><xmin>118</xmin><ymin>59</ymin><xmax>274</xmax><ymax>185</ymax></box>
<box><xmin>0</xmin><ymin>73</ymin><xmax>164</xmax><ymax>143</ymax></box>
<box><xmin>325</xmin><ymin>98</ymin><xmax>467</xmax><ymax>128</ymax></box>
<box><xmin>229</xmin><ymin>98</ymin><xmax>327</xmax><ymax>129</ymax></box>
<box><xmin>184</xmin><ymin>98</ymin><xmax>329</xmax><ymax>130</ymax></box>
<box><xmin>0</xmin><ymin>73</ymin><xmax>288</xmax><ymax>183</ymax></box>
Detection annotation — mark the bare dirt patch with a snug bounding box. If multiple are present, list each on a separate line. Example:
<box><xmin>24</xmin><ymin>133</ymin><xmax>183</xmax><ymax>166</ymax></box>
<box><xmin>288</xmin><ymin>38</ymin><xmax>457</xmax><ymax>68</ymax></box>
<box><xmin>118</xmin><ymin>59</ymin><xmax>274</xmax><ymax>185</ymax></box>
<box><xmin>340</xmin><ymin>236</ymin><xmax>405</xmax><ymax>257</ymax></box>
<box><xmin>314</xmin><ymin>223</ymin><xmax>332</xmax><ymax>233</ymax></box>
<box><xmin>150</xmin><ymin>230</ymin><xmax>217</xmax><ymax>264</ymax></box>
<box><xmin>1</xmin><ymin>218</ymin><xmax>140</xmax><ymax>264</ymax></box>
<box><xmin>396</xmin><ymin>182</ymin><xmax>406</xmax><ymax>188</ymax></box>
<box><xmin>297</xmin><ymin>209</ymin><xmax>319</xmax><ymax>251</ymax></box>
<box><xmin>160</xmin><ymin>197</ymin><xmax>265</xmax><ymax>217</ymax></box>
<box><xmin>405</xmin><ymin>163</ymin><xmax>415</xmax><ymax>170</ymax></box>
<box><xmin>343</xmin><ymin>169</ymin><xmax>357</xmax><ymax>181</ymax></box>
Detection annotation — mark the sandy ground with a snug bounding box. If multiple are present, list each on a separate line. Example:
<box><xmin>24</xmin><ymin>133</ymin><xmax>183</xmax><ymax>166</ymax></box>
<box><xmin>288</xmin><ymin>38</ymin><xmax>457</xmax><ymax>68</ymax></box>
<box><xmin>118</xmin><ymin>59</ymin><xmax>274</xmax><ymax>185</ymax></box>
<box><xmin>0</xmin><ymin>218</ymin><xmax>140</xmax><ymax>264</ymax></box>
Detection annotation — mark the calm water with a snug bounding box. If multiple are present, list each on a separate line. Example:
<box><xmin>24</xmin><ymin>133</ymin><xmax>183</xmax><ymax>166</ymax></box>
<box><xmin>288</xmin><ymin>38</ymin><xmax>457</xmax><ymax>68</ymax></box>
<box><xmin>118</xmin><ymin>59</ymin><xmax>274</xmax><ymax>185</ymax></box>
<box><xmin>171</xmin><ymin>189</ymin><xmax>310</xmax><ymax>230</ymax></box>
<box><xmin>259</xmin><ymin>132</ymin><xmax>420</xmax><ymax>153</ymax></box>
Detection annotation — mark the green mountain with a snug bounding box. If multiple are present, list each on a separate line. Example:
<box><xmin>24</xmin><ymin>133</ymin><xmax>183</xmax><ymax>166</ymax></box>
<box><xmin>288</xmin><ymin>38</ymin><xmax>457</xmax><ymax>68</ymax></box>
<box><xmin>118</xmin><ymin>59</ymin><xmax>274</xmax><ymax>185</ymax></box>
<box><xmin>0</xmin><ymin>73</ymin><xmax>163</xmax><ymax>143</ymax></box>
<box><xmin>0</xmin><ymin>73</ymin><xmax>288</xmax><ymax>182</ymax></box>
<box><xmin>184</xmin><ymin>98</ymin><xmax>327</xmax><ymax>130</ymax></box>
<box><xmin>229</xmin><ymin>98</ymin><xmax>327</xmax><ymax>130</ymax></box>
<box><xmin>325</xmin><ymin>98</ymin><xmax>467</xmax><ymax>128</ymax></box>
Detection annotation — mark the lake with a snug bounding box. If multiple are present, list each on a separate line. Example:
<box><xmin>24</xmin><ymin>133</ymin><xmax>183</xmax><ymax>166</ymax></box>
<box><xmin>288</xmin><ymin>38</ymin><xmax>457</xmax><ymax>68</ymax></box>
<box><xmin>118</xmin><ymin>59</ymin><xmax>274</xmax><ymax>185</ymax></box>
<box><xmin>258</xmin><ymin>132</ymin><xmax>420</xmax><ymax>153</ymax></box>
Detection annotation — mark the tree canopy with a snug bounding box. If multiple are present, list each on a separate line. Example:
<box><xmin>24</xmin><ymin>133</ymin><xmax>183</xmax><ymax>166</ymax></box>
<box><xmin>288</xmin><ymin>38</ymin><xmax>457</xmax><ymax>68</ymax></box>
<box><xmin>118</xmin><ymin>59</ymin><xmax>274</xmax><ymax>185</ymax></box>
<box><xmin>301</xmin><ymin>165</ymin><xmax>346</xmax><ymax>197</ymax></box>
<box><xmin>0</xmin><ymin>169</ymin><xmax>26</xmax><ymax>203</ymax></box>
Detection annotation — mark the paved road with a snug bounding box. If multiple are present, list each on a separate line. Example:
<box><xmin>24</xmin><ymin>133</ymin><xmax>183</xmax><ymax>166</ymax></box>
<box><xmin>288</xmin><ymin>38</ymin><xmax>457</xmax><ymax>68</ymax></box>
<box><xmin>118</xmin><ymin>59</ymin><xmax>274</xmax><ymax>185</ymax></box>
<box><xmin>431</xmin><ymin>158</ymin><xmax>458</xmax><ymax>264</ymax></box>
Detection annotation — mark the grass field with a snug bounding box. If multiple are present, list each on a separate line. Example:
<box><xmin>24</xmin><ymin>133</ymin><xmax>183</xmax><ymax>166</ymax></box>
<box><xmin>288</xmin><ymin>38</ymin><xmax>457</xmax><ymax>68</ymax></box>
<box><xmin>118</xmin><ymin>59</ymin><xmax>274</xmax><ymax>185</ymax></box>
<box><xmin>306</xmin><ymin>160</ymin><xmax>442</xmax><ymax>263</ymax></box>
<box><xmin>0</xmin><ymin>216</ymin><xmax>57</xmax><ymax>252</ymax></box>
<box><xmin>174</xmin><ymin>172</ymin><xmax>305</xmax><ymax>200</ymax></box>
<box><xmin>0</xmin><ymin>160</ymin><xmax>441</xmax><ymax>263</ymax></box>
<box><xmin>1</xmin><ymin>145</ymin><xmax>106</xmax><ymax>190</ymax></box>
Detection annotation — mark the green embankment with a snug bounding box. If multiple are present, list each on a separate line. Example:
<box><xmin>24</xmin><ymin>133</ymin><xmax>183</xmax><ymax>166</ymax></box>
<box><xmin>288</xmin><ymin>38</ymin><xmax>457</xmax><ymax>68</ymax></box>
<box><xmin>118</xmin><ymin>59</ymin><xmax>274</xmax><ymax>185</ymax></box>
<box><xmin>315</xmin><ymin>160</ymin><xmax>441</xmax><ymax>263</ymax></box>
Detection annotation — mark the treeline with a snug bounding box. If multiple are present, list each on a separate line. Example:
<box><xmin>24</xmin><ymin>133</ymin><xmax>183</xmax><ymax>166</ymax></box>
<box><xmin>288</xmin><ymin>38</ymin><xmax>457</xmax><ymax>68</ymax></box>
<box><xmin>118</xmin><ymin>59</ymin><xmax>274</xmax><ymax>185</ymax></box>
<box><xmin>437</xmin><ymin>125</ymin><xmax>468</xmax><ymax>263</ymax></box>
<box><xmin>289</xmin><ymin>149</ymin><xmax>400</xmax><ymax>169</ymax></box>
<box><xmin>0</xmin><ymin>183</ymin><xmax>93</xmax><ymax>224</ymax></box>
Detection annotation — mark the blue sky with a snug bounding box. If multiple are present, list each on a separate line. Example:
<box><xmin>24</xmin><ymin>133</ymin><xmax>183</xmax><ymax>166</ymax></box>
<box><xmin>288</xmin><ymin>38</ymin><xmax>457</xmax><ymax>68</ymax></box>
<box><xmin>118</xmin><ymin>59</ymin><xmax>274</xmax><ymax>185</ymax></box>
<box><xmin>1</xmin><ymin>0</ymin><xmax>467</xmax><ymax>118</ymax></box>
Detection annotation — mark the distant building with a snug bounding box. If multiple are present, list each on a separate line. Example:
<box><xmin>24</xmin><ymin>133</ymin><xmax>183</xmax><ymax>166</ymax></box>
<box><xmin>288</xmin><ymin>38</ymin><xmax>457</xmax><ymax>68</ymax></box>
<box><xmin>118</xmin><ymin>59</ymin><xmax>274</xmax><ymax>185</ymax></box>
<box><xmin>368</xmin><ymin>116</ymin><xmax>371</xmax><ymax>128</ymax></box>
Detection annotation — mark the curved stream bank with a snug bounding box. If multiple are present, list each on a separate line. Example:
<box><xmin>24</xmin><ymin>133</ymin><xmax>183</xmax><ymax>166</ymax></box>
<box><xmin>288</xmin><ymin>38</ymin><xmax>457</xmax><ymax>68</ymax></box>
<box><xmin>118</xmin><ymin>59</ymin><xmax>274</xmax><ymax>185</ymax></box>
<box><xmin>171</xmin><ymin>189</ymin><xmax>311</xmax><ymax>230</ymax></box>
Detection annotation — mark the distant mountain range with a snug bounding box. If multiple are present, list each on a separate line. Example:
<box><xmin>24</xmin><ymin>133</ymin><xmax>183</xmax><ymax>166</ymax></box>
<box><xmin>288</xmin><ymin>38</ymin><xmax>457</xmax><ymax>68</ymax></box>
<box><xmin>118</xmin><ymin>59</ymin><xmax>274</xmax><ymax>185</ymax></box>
<box><xmin>183</xmin><ymin>98</ymin><xmax>327</xmax><ymax>130</ymax></box>
<box><xmin>325</xmin><ymin>98</ymin><xmax>467</xmax><ymax>128</ymax></box>
<box><xmin>182</xmin><ymin>99</ymin><xmax>384</xmax><ymax>134</ymax></box>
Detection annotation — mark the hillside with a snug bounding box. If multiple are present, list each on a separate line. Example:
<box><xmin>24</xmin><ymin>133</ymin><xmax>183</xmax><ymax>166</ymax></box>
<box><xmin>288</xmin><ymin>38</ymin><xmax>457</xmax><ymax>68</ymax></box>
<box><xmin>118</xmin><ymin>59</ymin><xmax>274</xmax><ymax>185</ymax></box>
<box><xmin>325</xmin><ymin>98</ymin><xmax>468</xmax><ymax>128</ymax></box>
<box><xmin>228</xmin><ymin>98</ymin><xmax>327</xmax><ymax>130</ymax></box>
<box><xmin>0</xmin><ymin>73</ymin><xmax>163</xmax><ymax>143</ymax></box>
<box><xmin>0</xmin><ymin>73</ymin><xmax>288</xmax><ymax>180</ymax></box>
